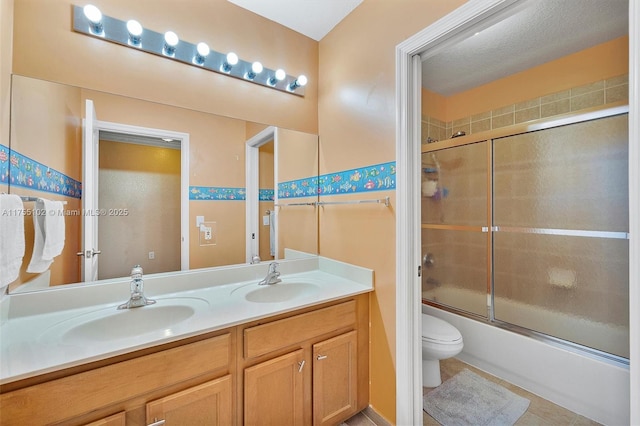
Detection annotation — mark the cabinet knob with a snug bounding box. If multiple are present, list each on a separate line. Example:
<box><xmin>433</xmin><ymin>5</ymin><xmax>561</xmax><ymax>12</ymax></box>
<box><xmin>317</xmin><ymin>354</ymin><xmax>328</xmax><ymax>360</ymax></box>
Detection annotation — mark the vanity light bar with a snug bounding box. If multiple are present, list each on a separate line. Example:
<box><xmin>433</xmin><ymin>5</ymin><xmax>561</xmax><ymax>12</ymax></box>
<box><xmin>72</xmin><ymin>5</ymin><xmax>307</xmax><ymax>97</ymax></box>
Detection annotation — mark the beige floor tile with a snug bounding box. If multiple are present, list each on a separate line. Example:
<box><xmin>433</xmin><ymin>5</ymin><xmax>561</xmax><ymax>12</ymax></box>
<box><xmin>571</xmin><ymin>415</ymin><xmax>602</xmax><ymax>426</ymax></box>
<box><xmin>342</xmin><ymin>412</ymin><xmax>377</xmax><ymax>426</ymax></box>
<box><xmin>514</xmin><ymin>411</ymin><xmax>552</xmax><ymax>425</ymax></box>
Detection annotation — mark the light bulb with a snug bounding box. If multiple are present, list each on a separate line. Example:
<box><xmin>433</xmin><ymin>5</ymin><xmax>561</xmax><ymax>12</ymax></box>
<box><xmin>246</xmin><ymin>61</ymin><xmax>263</xmax><ymax>80</ymax></box>
<box><xmin>289</xmin><ymin>74</ymin><xmax>308</xmax><ymax>91</ymax></box>
<box><xmin>163</xmin><ymin>31</ymin><xmax>179</xmax><ymax>56</ymax></box>
<box><xmin>197</xmin><ymin>42</ymin><xmax>210</xmax><ymax>57</ymax></box>
<box><xmin>83</xmin><ymin>5</ymin><xmax>103</xmax><ymax>35</ymax></box>
<box><xmin>269</xmin><ymin>68</ymin><xmax>287</xmax><ymax>86</ymax></box>
<box><xmin>164</xmin><ymin>31</ymin><xmax>179</xmax><ymax>47</ymax></box>
<box><xmin>126</xmin><ymin>20</ymin><xmax>142</xmax><ymax>46</ymax></box>
<box><xmin>226</xmin><ymin>52</ymin><xmax>238</xmax><ymax>66</ymax></box>
<box><xmin>251</xmin><ymin>62</ymin><xmax>263</xmax><ymax>74</ymax></box>
<box><xmin>194</xmin><ymin>42</ymin><xmax>210</xmax><ymax>65</ymax></box>
<box><xmin>83</xmin><ymin>5</ymin><xmax>102</xmax><ymax>23</ymax></box>
<box><xmin>222</xmin><ymin>52</ymin><xmax>238</xmax><ymax>72</ymax></box>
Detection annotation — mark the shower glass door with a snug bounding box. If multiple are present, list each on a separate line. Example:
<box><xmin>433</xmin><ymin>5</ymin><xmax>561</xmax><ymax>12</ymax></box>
<box><xmin>421</xmin><ymin>141</ymin><xmax>489</xmax><ymax>318</ymax></box>
<box><xmin>492</xmin><ymin>113</ymin><xmax>629</xmax><ymax>359</ymax></box>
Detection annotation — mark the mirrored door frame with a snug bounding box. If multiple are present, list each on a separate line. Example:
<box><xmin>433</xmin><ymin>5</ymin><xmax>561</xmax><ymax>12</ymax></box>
<box><xmin>395</xmin><ymin>1</ymin><xmax>640</xmax><ymax>424</ymax></box>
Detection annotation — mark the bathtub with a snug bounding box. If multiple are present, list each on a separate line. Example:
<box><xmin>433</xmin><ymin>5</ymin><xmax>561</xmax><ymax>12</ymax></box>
<box><xmin>423</xmin><ymin>286</ymin><xmax>629</xmax><ymax>358</ymax></box>
<box><xmin>422</xmin><ymin>287</ymin><xmax>630</xmax><ymax>425</ymax></box>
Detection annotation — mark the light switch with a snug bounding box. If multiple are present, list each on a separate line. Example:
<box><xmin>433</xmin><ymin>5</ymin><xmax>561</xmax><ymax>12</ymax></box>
<box><xmin>263</xmin><ymin>215</ymin><xmax>270</xmax><ymax>226</ymax></box>
<box><xmin>196</xmin><ymin>215</ymin><xmax>204</xmax><ymax>227</ymax></box>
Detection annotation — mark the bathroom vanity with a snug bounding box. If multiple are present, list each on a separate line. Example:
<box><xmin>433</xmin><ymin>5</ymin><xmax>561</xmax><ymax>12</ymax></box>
<box><xmin>0</xmin><ymin>257</ymin><xmax>372</xmax><ymax>425</ymax></box>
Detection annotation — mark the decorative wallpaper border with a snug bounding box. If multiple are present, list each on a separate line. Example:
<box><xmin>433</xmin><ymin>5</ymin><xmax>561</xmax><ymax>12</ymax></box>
<box><xmin>317</xmin><ymin>161</ymin><xmax>396</xmax><ymax>195</ymax></box>
<box><xmin>278</xmin><ymin>177</ymin><xmax>318</xmax><ymax>199</ymax></box>
<box><xmin>189</xmin><ymin>186</ymin><xmax>246</xmax><ymax>201</ymax></box>
<box><xmin>1</xmin><ymin>145</ymin><xmax>82</xmax><ymax>198</ymax></box>
<box><xmin>190</xmin><ymin>161</ymin><xmax>398</xmax><ymax>202</ymax></box>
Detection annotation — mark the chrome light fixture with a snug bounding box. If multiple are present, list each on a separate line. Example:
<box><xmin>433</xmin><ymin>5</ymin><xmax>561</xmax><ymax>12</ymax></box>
<box><xmin>268</xmin><ymin>69</ymin><xmax>286</xmax><ymax>86</ymax></box>
<box><xmin>83</xmin><ymin>4</ymin><xmax>103</xmax><ymax>35</ymax></box>
<box><xmin>221</xmin><ymin>52</ymin><xmax>238</xmax><ymax>73</ymax></box>
<box><xmin>289</xmin><ymin>75</ymin><xmax>308</xmax><ymax>91</ymax></box>
<box><xmin>163</xmin><ymin>31</ymin><xmax>179</xmax><ymax>56</ymax></box>
<box><xmin>246</xmin><ymin>61</ymin><xmax>263</xmax><ymax>80</ymax></box>
<box><xmin>126</xmin><ymin>19</ymin><xmax>142</xmax><ymax>46</ymax></box>
<box><xmin>194</xmin><ymin>42</ymin><xmax>210</xmax><ymax>65</ymax></box>
<box><xmin>72</xmin><ymin>5</ymin><xmax>307</xmax><ymax>96</ymax></box>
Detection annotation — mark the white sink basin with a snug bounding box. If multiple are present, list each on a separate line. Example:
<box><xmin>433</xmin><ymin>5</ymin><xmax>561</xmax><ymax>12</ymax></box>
<box><xmin>244</xmin><ymin>281</ymin><xmax>320</xmax><ymax>303</ymax></box>
<box><xmin>40</xmin><ymin>297</ymin><xmax>209</xmax><ymax>344</ymax></box>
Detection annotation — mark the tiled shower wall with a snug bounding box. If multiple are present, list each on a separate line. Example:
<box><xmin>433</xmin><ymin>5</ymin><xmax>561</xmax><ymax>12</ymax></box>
<box><xmin>421</xmin><ymin>74</ymin><xmax>629</xmax><ymax>143</ymax></box>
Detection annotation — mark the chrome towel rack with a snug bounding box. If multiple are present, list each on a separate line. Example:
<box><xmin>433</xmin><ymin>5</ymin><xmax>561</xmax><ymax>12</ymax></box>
<box><xmin>317</xmin><ymin>196</ymin><xmax>390</xmax><ymax>207</ymax></box>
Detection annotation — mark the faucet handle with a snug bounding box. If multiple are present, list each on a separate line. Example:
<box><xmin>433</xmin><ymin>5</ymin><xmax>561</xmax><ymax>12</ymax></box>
<box><xmin>268</xmin><ymin>262</ymin><xmax>279</xmax><ymax>273</ymax></box>
<box><xmin>131</xmin><ymin>265</ymin><xmax>143</xmax><ymax>280</ymax></box>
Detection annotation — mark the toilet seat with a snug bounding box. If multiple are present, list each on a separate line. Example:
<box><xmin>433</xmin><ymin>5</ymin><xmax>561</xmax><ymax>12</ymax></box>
<box><xmin>422</xmin><ymin>314</ymin><xmax>462</xmax><ymax>344</ymax></box>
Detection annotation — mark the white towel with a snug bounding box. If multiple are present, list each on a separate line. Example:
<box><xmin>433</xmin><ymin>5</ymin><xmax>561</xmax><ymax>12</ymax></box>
<box><xmin>0</xmin><ymin>194</ymin><xmax>25</xmax><ymax>288</ymax></box>
<box><xmin>26</xmin><ymin>198</ymin><xmax>65</xmax><ymax>273</ymax></box>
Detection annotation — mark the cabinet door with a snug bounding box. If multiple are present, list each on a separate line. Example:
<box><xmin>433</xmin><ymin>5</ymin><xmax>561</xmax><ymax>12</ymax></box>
<box><xmin>146</xmin><ymin>375</ymin><xmax>232</xmax><ymax>426</ymax></box>
<box><xmin>84</xmin><ymin>412</ymin><xmax>126</xmax><ymax>426</ymax></box>
<box><xmin>313</xmin><ymin>331</ymin><xmax>358</xmax><ymax>426</ymax></box>
<box><xmin>244</xmin><ymin>349</ymin><xmax>305</xmax><ymax>426</ymax></box>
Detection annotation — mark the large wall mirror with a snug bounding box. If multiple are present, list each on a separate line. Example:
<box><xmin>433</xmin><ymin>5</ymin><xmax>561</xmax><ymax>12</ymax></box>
<box><xmin>4</xmin><ymin>74</ymin><xmax>319</xmax><ymax>293</ymax></box>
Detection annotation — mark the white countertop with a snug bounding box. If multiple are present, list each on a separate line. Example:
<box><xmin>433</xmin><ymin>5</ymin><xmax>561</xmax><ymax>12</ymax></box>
<box><xmin>0</xmin><ymin>256</ymin><xmax>373</xmax><ymax>385</ymax></box>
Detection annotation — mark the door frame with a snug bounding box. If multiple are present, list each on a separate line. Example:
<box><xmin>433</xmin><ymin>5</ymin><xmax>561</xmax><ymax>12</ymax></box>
<box><xmin>394</xmin><ymin>0</ymin><xmax>640</xmax><ymax>424</ymax></box>
<box><xmin>84</xmin><ymin>117</ymin><xmax>190</xmax><ymax>275</ymax></box>
<box><xmin>245</xmin><ymin>126</ymin><xmax>277</xmax><ymax>263</ymax></box>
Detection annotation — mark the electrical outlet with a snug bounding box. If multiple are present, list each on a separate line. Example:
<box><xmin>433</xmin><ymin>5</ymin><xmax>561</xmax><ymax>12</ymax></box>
<box><xmin>204</xmin><ymin>226</ymin><xmax>212</xmax><ymax>240</ymax></box>
<box><xmin>148</xmin><ymin>251</ymin><xmax>155</xmax><ymax>260</ymax></box>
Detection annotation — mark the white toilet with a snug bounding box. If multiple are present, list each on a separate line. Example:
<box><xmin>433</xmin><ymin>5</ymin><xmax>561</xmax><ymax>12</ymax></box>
<box><xmin>421</xmin><ymin>313</ymin><xmax>464</xmax><ymax>387</ymax></box>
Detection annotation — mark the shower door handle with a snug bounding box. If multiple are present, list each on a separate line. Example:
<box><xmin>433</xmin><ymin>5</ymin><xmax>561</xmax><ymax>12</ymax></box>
<box><xmin>423</xmin><ymin>253</ymin><xmax>435</xmax><ymax>268</ymax></box>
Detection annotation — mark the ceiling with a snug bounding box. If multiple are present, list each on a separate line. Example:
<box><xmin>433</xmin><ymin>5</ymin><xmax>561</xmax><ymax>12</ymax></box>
<box><xmin>227</xmin><ymin>0</ymin><xmax>363</xmax><ymax>41</ymax></box>
<box><xmin>226</xmin><ymin>0</ymin><xmax>627</xmax><ymax>96</ymax></box>
<box><xmin>422</xmin><ymin>0</ymin><xmax>629</xmax><ymax>96</ymax></box>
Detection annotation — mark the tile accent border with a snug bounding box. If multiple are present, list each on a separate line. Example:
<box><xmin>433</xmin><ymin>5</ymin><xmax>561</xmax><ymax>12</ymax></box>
<box><xmin>189</xmin><ymin>186</ymin><xmax>246</xmax><ymax>201</ymax></box>
<box><xmin>278</xmin><ymin>177</ymin><xmax>318</xmax><ymax>199</ymax></box>
<box><xmin>422</xmin><ymin>74</ymin><xmax>629</xmax><ymax>143</ymax></box>
<box><xmin>2</xmin><ymin>144</ymin><xmax>82</xmax><ymax>198</ymax></box>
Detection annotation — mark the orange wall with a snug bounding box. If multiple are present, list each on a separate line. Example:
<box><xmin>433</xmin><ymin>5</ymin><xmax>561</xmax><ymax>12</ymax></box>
<box><xmin>0</xmin><ymin>0</ymin><xmax>13</xmax><ymax>163</ymax></box>
<box><xmin>318</xmin><ymin>0</ymin><xmax>466</xmax><ymax>422</ymax></box>
<box><xmin>434</xmin><ymin>36</ymin><xmax>629</xmax><ymax>121</ymax></box>
<box><xmin>11</xmin><ymin>0</ymin><xmax>318</xmax><ymax>134</ymax></box>
<box><xmin>98</xmin><ymin>141</ymin><xmax>181</xmax><ymax>279</ymax></box>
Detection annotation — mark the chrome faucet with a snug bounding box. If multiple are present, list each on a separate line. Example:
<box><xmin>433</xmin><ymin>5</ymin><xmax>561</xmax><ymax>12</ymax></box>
<box><xmin>258</xmin><ymin>261</ymin><xmax>282</xmax><ymax>285</ymax></box>
<box><xmin>117</xmin><ymin>265</ymin><xmax>156</xmax><ymax>309</ymax></box>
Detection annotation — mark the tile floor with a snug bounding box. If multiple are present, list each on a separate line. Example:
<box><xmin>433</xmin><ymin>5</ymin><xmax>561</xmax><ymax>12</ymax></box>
<box><xmin>342</xmin><ymin>357</ymin><xmax>602</xmax><ymax>426</ymax></box>
<box><xmin>423</xmin><ymin>358</ymin><xmax>602</xmax><ymax>426</ymax></box>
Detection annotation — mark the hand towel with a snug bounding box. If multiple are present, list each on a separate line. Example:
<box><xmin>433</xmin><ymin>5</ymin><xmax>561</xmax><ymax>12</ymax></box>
<box><xmin>0</xmin><ymin>194</ymin><xmax>25</xmax><ymax>288</ymax></box>
<box><xmin>26</xmin><ymin>198</ymin><xmax>65</xmax><ymax>273</ymax></box>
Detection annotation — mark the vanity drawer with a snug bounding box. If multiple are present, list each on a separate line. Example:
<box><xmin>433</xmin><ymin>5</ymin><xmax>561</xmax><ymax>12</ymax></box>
<box><xmin>244</xmin><ymin>300</ymin><xmax>356</xmax><ymax>359</ymax></box>
<box><xmin>0</xmin><ymin>333</ymin><xmax>231</xmax><ymax>426</ymax></box>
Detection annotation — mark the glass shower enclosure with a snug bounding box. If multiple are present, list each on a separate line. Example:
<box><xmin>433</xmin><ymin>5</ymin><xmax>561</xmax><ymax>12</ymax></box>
<box><xmin>421</xmin><ymin>110</ymin><xmax>629</xmax><ymax>360</ymax></box>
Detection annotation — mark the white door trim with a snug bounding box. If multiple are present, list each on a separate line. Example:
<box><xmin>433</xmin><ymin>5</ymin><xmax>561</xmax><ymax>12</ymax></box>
<box><xmin>395</xmin><ymin>0</ymin><xmax>639</xmax><ymax>423</ymax></box>
<box><xmin>245</xmin><ymin>126</ymin><xmax>276</xmax><ymax>262</ymax></box>
<box><xmin>91</xmin><ymin>119</ymin><xmax>190</xmax><ymax>272</ymax></box>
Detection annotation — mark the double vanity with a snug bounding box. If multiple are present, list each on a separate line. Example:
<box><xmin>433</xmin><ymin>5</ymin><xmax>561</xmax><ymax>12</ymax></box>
<box><xmin>0</xmin><ymin>256</ymin><xmax>373</xmax><ymax>425</ymax></box>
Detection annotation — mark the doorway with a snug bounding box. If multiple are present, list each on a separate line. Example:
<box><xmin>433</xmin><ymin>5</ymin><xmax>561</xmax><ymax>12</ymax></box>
<box><xmin>82</xmin><ymin>99</ymin><xmax>190</xmax><ymax>281</ymax></box>
<box><xmin>395</xmin><ymin>1</ymin><xmax>639</xmax><ymax>424</ymax></box>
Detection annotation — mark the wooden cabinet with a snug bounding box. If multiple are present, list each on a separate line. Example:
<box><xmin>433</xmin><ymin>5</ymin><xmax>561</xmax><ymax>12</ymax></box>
<box><xmin>146</xmin><ymin>375</ymin><xmax>233</xmax><ymax>426</ymax></box>
<box><xmin>241</xmin><ymin>297</ymin><xmax>368</xmax><ymax>426</ymax></box>
<box><xmin>0</xmin><ymin>333</ymin><xmax>233</xmax><ymax>426</ymax></box>
<box><xmin>84</xmin><ymin>412</ymin><xmax>126</xmax><ymax>426</ymax></box>
<box><xmin>313</xmin><ymin>331</ymin><xmax>358</xmax><ymax>426</ymax></box>
<box><xmin>244</xmin><ymin>349</ymin><xmax>306</xmax><ymax>426</ymax></box>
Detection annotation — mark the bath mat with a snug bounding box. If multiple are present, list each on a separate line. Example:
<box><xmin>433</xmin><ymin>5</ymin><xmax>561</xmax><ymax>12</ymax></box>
<box><xmin>423</xmin><ymin>369</ymin><xmax>530</xmax><ymax>426</ymax></box>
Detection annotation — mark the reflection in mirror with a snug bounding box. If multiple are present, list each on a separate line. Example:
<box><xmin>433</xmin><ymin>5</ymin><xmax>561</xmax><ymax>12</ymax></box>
<box><xmin>4</xmin><ymin>75</ymin><xmax>319</xmax><ymax>293</ymax></box>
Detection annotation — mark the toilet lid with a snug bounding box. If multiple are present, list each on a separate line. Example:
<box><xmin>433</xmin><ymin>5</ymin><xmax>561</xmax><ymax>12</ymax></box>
<box><xmin>422</xmin><ymin>314</ymin><xmax>462</xmax><ymax>343</ymax></box>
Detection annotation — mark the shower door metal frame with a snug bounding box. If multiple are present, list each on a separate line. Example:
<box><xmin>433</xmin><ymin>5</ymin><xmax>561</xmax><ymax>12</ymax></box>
<box><xmin>420</xmin><ymin>104</ymin><xmax>631</xmax><ymax>365</ymax></box>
